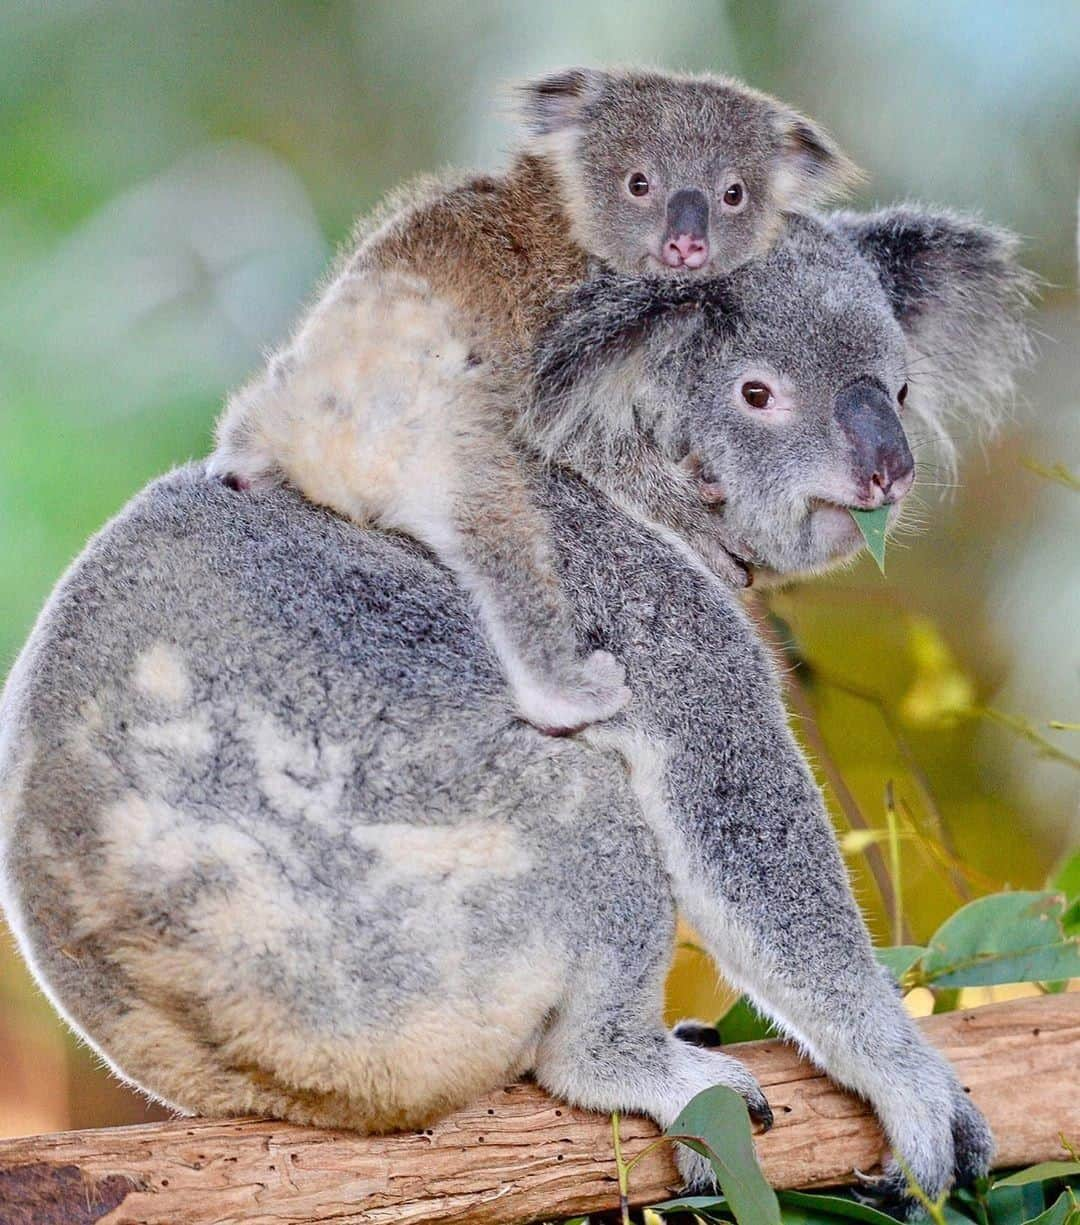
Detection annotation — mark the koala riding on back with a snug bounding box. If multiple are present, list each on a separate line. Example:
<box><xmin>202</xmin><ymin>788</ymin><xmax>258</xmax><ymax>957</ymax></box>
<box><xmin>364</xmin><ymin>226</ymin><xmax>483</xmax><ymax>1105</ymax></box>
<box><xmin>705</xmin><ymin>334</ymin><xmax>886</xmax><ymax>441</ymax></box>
<box><xmin>211</xmin><ymin>67</ymin><xmax>857</xmax><ymax>734</ymax></box>
<box><xmin>0</xmin><ymin>204</ymin><xmax>1031</xmax><ymax>1221</ymax></box>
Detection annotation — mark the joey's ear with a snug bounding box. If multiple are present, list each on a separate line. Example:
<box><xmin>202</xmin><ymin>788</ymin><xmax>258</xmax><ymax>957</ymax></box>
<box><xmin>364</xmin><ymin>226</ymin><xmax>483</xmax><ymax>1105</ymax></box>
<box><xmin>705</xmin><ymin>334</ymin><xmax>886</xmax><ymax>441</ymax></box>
<box><xmin>771</xmin><ymin>110</ymin><xmax>862</xmax><ymax>211</ymax></box>
<box><xmin>518</xmin><ymin>67</ymin><xmax>605</xmax><ymax>137</ymax></box>
<box><xmin>832</xmin><ymin>205</ymin><xmax>1035</xmax><ymax>452</ymax></box>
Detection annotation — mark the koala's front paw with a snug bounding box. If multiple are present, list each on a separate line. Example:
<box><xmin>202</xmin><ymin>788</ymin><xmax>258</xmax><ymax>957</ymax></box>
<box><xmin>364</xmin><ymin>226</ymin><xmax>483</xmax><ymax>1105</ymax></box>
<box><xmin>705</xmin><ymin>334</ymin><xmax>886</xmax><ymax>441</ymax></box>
<box><xmin>675</xmin><ymin>1141</ymin><xmax>720</xmax><ymax>1196</ymax></box>
<box><xmin>516</xmin><ymin>650</ymin><xmax>631</xmax><ymax>735</ymax></box>
<box><xmin>856</xmin><ymin>1088</ymin><xmax>993</xmax><ymax>1220</ymax></box>
<box><xmin>669</xmin><ymin>1042</ymin><xmax>773</xmax><ymax>1195</ymax></box>
<box><xmin>950</xmin><ymin>1090</ymin><xmax>993</xmax><ymax>1190</ymax></box>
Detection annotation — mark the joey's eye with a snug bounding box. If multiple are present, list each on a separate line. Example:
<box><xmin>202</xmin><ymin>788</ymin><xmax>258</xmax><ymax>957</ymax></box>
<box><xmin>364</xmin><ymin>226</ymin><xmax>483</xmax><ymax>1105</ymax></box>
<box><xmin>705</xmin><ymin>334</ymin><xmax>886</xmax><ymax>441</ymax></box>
<box><xmin>626</xmin><ymin>171</ymin><xmax>650</xmax><ymax>197</ymax></box>
<box><xmin>722</xmin><ymin>180</ymin><xmax>746</xmax><ymax>210</ymax></box>
<box><xmin>897</xmin><ymin>382</ymin><xmax>909</xmax><ymax>406</ymax></box>
<box><xmin>741</xmin><ymin>380</ymin><xmax>773</xmax><ymax>409</ymax></box>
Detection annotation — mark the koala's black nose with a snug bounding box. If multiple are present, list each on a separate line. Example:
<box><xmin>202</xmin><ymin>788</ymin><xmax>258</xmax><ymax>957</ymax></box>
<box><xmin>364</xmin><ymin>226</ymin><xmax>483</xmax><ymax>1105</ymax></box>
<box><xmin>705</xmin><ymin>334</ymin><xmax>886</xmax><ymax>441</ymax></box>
<box><xmin>835</xmin><ymin>379</ymin><xmax>915</xmax><ymax>505</ymax></box>
<box><xmin>663</xmin><ymin>189</ymin><xmax>710</xmax><ymax>270</ymax></box>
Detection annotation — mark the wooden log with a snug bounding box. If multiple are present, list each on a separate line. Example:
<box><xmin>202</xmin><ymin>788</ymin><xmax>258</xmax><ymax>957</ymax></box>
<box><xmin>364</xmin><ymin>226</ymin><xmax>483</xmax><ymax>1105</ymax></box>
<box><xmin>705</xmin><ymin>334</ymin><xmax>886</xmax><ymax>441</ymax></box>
<box><xmin>0</xmin><ymin>995</ymin><xmax>1075</xmax><ymax>1225</ymax></box>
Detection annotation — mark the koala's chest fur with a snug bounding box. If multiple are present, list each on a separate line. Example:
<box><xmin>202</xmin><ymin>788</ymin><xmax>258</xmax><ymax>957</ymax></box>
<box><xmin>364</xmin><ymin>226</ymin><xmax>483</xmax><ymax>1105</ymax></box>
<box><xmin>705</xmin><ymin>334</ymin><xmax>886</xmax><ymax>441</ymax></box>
<box><xmin>352</xmin><ymin>155</ymin><xmax>590</xmax><ymax>370</ymax></box>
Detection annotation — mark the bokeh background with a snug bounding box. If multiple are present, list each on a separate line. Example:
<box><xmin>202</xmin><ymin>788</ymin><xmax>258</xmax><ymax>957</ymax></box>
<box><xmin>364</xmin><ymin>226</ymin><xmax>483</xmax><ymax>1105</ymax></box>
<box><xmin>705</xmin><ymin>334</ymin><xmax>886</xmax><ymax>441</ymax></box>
<box><xmin>1</xmin><ymin>0</ymin><xmax>1077</xmax><ymax>1138</ymax></box>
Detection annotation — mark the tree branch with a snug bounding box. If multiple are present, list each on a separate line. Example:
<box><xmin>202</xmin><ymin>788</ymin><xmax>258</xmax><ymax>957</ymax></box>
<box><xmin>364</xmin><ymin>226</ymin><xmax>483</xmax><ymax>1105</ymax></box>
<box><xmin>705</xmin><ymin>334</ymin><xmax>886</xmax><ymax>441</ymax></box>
<box><xmin>0</xmin><ymin>996</ymin><xmax>1076</xmax><ymax>1224</ymax></box>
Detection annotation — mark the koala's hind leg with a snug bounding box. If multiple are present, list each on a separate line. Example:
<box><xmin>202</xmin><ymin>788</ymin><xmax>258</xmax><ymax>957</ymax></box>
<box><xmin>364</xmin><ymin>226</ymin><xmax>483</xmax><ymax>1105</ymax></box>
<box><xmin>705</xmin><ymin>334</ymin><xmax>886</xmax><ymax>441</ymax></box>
<box><xmin>533</xmin><ymin>837</ymin><xmax>771</xmax><ymax>1193</ymax></box>
<box><xmin>212</xmin><ymin>270</ymin><xmax>628</xmax><ymax>735</ymax></box>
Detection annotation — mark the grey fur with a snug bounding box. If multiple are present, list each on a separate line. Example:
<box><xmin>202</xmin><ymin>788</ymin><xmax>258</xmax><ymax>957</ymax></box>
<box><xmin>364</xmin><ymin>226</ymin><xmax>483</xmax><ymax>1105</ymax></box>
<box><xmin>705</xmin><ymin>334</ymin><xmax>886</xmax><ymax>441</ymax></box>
<box><xmin>0</xmin><ymin>210</ymin><xmax>1029</xmax><ymax>1217</ymax></box>
<box><xmin>519</xmin><ymin>66</ymin><xmax>860</xmax><ymax>274</ymax></box>
<box><xmin>530</xmin><ymin>208</ymin><xmax>1034</xmax><ymax>580</ymax></box>
<box><xmin>211</xmin><ymin>69</ymin><xmax>859</xmax><ymax>736</ymax></box>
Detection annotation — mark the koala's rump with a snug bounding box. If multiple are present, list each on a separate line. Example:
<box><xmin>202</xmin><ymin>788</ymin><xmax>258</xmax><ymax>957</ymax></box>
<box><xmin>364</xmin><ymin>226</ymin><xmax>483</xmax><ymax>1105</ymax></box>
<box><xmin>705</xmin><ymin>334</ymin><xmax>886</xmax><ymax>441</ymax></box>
<box><xmin>0</xmin><ymin>465</ymin><xmax>655</xmax><ymax>1127</ymax></box>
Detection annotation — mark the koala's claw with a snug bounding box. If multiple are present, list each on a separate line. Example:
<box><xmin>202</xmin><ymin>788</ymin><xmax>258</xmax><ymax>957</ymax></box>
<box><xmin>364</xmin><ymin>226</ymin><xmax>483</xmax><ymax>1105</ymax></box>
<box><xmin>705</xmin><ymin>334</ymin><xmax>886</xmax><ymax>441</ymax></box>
<box><xmin>851</xmin><ymin>1089</ymin><xmax>993</xmax><ymax>1219</ymax></box>
<box><xmin>673</xmin><ymin>1019</ymin><xmax>722</xmax><ymax>1048</ymax></box>
<box><xmin>852</xmin><ymin>1165</ymin><xmax>918</xmax><ymax>1220</ymax></box>
<box><xmin>747</xmin><ymin>1092</ymin><xmax>774</xmax><ymax>1132</ymax></box>
<box><xmin>517</xmin><ymin>649</ymin><xmax>631</xmax><ymax>735</ymax></box>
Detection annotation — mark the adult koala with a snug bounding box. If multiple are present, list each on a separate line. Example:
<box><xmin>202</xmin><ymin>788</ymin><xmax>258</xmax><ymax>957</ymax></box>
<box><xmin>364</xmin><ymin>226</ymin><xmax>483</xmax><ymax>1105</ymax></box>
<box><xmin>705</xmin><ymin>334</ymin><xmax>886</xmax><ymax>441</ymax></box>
<box><xmin>0</xmin><ymin>209</ymin><xmax>1029</xmax><ymax>1215</ymax></box>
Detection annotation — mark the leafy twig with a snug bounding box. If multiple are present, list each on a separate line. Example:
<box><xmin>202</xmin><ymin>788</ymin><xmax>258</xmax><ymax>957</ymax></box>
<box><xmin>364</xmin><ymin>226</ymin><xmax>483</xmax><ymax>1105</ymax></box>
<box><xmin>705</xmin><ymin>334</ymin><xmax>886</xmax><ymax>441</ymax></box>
<box><xmin>812</xmin><ymin>668</ymin><xmax>970</xmax><ymax>899</ymax></box>
<box><xmin>974</xmin><ymin>706</ymin><xmax>1080</xmax><ymax>771</ymax></box>
<box><xmin>884</xmin><ymin>781</ymin><xmax>905</xmax><ymax>945</ymax></box>
<box><xmin>611</xmin><ymin>1112</ymin><xmax>632</xmax><ymax>1225</ymax></box>
<box><xmin>1022</xmin><ymin>457</ymin><xmax>1080</xmax><ymax>492</ymax></box>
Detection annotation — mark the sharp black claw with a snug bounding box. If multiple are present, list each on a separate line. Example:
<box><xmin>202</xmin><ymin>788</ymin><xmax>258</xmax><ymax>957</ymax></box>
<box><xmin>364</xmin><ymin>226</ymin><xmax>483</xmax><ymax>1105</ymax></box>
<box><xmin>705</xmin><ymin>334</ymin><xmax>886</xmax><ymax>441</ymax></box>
<box><xmin>852</xmin><ymin>1167</ymin><xmax>916</xmax><ymax>1220</ymax></box>
<box><xmin>673</xmin><ymin>1020</ymin><xmax>722</xmax><ymax>1048</ymax></box>
<box><xmin>749</xmin><ymin>1097</ymin><xmax>774</xmax><ymax>1132</ymax></box>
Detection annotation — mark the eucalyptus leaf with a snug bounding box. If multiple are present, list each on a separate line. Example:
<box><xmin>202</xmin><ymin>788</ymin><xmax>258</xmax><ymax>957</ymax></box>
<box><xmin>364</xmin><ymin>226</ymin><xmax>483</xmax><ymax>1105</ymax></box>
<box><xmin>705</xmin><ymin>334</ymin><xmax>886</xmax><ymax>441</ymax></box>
<box><xmin>874</xmin><ymin>945</ymin><xmax>927</xmax><ymax>980</ymax></box>
<box><xmin>715</xmin><ymin>996</ymin><xmax>780</xmax><ymax>1044</ymax></box>
<box><xmin>778</xmin><ymin>1189</ymin><xmax>901</xmax><ymax>1224</ymax></box>
<box><xmin>987</xmin><ymin>1181</ymin><xmax>1048</xmax><ymax>1224</ymax></box>
<box><xmin>648</xmin><ymin>1195</ymin><xmax>730</xmax><ymax>1214</ymax></box>
<box><xmin>921</xmin><ymin>891</ymin><xmax>1080</xmax><ymax>988</ymax></box>
<box><xmin>1019</xmin><ymin>1190</ymin><xmax>1075</xmax><ymax>1225</ymax></box>
<box><xmin>849</xmin><ymin>505</ymin><xmax>890</xmax><ymax>574</ymax></box>
<box><xmin>994</xmin><ymin>1161</ymin><xmax>1080</xmax><ymax>1187</ymax></box>
<box><xmin>666</xmin><ymin>1085</ymin><xmax>781</xmax><ymax>1225</ymax></box>
<box><xmin>1051</xmin><ymin>850</ymin><xmax>1080</xmax><ymax>937</ymax></box>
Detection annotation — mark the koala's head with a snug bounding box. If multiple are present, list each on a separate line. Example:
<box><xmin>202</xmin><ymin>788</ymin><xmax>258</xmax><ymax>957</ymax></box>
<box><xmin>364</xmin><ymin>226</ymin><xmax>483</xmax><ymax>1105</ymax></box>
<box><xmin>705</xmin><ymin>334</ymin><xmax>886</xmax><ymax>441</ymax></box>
<box><xmin>530</xmin><ymin>207</ymin><xmax>1033</xmax><ymax>580</ymax></box>
<box><xmin>519</xmin><ymin>66</ymin><xmax>859</xmax><ymax>277</ymax></box>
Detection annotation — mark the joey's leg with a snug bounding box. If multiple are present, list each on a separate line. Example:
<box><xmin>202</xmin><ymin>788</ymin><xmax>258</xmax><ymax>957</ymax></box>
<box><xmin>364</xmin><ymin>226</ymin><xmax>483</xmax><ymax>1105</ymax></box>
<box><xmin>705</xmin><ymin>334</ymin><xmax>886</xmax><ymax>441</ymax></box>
<box><xmin>668</xmin><ymin>751</ymin><xmax>991</xmax><ymax>1215</ymax></box>
<box><xmin>425</xmin><ymin>438</ymin><xmax>630</xmax><ymax>734</ymax></box>
<box><xmin>212</xmin><ymin>268</ymin><xmax>628</xmax><ymax>734</ymax></box>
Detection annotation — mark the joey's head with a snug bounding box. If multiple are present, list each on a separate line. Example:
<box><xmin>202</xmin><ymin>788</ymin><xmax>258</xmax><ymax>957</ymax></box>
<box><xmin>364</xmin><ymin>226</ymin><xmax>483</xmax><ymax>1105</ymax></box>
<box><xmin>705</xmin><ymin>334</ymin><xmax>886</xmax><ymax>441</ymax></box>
<box><xmin>518</xmin><ymin>66</ymin><xmax>858</xmax><ymax>277</ymax></box>
<box><xmin>531</xmin><ymin>207</ymin><xmax>1033</xmax><ymax>579</ymax></box>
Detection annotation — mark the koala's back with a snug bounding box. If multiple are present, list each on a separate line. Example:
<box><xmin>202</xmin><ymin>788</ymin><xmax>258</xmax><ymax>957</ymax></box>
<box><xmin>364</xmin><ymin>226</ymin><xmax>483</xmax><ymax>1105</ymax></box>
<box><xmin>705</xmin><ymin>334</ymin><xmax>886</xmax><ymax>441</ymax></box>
<box><xmin>349</xmin><ymin>153</ymin><xmax>589</xmax><ymax>362</ymax></box>
<box><xmin>0</xmin><ymin>466</ymin><xmax>662</xmax><ymax>1128</ymax></box>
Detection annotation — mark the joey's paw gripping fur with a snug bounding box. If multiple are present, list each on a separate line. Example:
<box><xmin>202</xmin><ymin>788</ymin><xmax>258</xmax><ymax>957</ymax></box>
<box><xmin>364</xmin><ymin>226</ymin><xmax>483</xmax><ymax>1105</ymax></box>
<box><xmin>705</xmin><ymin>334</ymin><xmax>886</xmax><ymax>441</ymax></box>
<box><xmin>691</xmin><ymin>532</ymin><xmax>753</xmax><ymax>589</ymax></box>
<box><xmin>518</xmin><ymin>648</ymin><xmax>631</xmax><ymax>735</ymax></box>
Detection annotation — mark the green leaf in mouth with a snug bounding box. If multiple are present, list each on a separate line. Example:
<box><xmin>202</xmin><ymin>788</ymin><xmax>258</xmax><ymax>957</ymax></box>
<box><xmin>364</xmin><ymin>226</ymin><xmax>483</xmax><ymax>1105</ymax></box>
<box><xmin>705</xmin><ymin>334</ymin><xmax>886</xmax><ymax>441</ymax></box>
<box><xmin>849</xmin><ymin>505</ymin><xmax>890</xmax><ymax>574</ymax></box>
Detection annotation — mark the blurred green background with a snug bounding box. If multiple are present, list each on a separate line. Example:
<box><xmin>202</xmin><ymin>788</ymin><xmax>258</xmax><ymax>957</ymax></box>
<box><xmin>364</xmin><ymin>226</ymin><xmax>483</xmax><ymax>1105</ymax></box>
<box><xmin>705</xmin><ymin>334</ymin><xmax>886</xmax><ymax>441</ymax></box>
<box><xmin>1</xmin><ymin>0</ymin><xmax>1077</xmax><ymax>1138</ymax></box>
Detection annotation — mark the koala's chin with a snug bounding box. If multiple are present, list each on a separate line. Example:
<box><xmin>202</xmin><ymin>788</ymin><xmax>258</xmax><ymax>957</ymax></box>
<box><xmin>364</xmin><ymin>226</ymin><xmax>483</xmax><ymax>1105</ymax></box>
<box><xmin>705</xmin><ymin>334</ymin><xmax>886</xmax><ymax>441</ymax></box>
<box><xmin>726</xmin><ymin>497</ymin><xmax>886</xmax><ymax>585</ymax></box>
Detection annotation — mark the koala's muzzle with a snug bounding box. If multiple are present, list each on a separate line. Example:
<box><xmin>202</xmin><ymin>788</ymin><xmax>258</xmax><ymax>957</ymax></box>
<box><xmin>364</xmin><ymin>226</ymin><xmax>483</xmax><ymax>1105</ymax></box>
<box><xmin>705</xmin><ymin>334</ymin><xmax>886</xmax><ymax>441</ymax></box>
<box><xmin>835</xmin><ymin>379</ymin><xmax>915</xmax><ymax>505</ymax></box>
<box><xmin>663</xmin><ymin>189</ymin><xmax>710</xmax><ymax>270</ymax></box>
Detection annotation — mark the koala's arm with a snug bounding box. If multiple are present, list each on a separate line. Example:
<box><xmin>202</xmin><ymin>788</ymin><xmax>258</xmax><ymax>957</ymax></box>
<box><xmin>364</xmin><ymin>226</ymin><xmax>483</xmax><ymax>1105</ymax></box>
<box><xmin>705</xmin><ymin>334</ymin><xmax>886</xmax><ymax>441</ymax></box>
<box><xmin>599</xmin><ymin>569</ymin><xmax>986</xmax><ymax>1205</ymax></box>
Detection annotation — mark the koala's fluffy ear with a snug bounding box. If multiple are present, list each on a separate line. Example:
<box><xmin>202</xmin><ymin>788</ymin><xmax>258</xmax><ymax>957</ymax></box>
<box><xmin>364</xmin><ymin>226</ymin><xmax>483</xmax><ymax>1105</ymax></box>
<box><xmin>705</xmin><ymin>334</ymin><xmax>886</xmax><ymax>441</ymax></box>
<box><xmin>526</xmin><ymin>271</ymin><xmax>735</xmax><ymax>458</ymax></box>
<box><xmin>518</xmin><ymin>68</ymin><xmax>605</xmax><ymax>137</ymax></box>
<box><xmin>832</xmin><ymin>206</ymin><xmax>1035</xmax><ymax>459</ymax></box>
<box><xmin>771</xmin><ymin>109</ymin><xmax>862</xmax><ymax>211</ymax></box>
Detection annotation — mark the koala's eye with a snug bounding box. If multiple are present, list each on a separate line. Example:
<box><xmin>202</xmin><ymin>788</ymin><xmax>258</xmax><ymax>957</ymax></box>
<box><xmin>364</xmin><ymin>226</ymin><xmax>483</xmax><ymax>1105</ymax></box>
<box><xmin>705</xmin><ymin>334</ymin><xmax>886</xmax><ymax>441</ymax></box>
<box><xmin>722</xmin><ymin>179</ymin><xmax>747</xmax><ymax>210</ymax></box>
<box><xmin>627</xmin><ymin>171</ymin><xmax>650</xmax><ymax>197</ymax></box>
<box><xmin>897</xmin><ymin>382</ymin><xmax>909</xmax><ymax>406</ymax></box>
<box><xmin>741</xmin><ymin>380</ymin><xmax>773</xmax><ymax>409</ymax></box>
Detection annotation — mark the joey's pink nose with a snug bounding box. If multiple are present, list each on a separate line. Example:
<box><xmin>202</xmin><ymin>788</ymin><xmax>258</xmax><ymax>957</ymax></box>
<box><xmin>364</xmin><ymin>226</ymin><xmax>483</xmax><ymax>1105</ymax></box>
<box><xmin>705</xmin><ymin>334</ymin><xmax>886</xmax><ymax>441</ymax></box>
<box><xmin>663</xmin><ymin>233</ymin><xmax>710</xmax><ymax>269</ymax></box>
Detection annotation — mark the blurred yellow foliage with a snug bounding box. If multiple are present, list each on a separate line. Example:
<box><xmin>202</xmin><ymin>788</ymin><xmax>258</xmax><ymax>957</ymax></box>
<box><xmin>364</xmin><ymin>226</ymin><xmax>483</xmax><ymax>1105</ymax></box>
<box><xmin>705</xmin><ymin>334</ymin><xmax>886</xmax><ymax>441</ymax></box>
<box><xmin>899</xmin><ymin>617</ymin><xmax>976</xmax><ymax>729</ymax></box>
